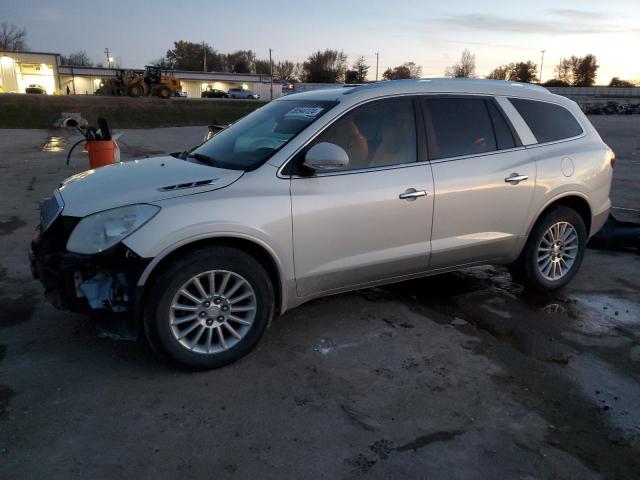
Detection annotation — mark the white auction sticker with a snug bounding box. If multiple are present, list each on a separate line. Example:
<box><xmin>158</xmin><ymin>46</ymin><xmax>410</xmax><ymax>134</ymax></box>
<box><xmin>286</xmin><ymin>107</ymin><xmax>324</xmax><ymax>117</ymax></box>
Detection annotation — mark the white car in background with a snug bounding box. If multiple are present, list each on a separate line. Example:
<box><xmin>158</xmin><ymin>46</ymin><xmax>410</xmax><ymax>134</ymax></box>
<box><xmin>228</xmin><ymin>88</ymin><xmax>260</xmax><ymax>99</ymax></box>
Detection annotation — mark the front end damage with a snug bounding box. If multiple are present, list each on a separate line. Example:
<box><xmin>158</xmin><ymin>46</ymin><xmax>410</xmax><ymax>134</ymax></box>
<box><xmin>30</xmin><ymin>198</ymin><xmax>149</xmax><ymax>335</ymax></box>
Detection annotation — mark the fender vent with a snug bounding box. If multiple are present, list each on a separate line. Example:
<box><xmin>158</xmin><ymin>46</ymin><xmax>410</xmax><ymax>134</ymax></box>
<box><xmin>159</xmin><ymin>179</ymin><xmax>218</xmax><ymax>191</ymax></box>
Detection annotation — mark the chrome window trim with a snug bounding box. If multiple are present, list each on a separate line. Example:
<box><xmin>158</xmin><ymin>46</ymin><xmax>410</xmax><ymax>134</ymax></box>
<box><xmin>426</xmin><ymin>145</ymin><xmax>528</xmax><ymax>166</ymax></box>
<box><xmin>277</xmin><ymin>92</ymin><xmax>534</xmax><ymax>178</ymax></box>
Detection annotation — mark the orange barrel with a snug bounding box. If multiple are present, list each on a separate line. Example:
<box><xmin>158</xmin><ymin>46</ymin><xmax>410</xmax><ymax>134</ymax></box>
<box><xmin>85</xmin><ymin>140</ymin><xmax>120</xmax><ymax>169</ymax></box>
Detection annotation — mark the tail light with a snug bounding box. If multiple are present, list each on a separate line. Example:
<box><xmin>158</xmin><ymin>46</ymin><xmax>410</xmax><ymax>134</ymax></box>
<box><xmin>607</xmin><ymin>145</ymin><xmax>616</xmax><ymax>168</ymax></box>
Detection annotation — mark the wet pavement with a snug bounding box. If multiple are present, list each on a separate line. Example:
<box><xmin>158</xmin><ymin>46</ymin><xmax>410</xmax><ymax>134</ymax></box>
<box><xmin>0</xmin><ymin>119</ymin><xmax>639</xmax><ymax>479</ymax></box>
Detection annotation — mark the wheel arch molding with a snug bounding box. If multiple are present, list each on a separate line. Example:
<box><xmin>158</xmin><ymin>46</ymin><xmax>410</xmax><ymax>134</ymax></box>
<box><xmin>134</xmin><ymin>233</ymin><xmax>287</xmax><ymax>315</ymax></box>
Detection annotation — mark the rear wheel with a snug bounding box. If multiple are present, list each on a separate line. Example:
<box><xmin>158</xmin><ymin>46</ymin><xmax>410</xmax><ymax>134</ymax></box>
<box><xmin>145</xmin><ymin>247</ymin><xmax>275</xmax><ymax>370</ymax></box>
<box><xmin>510</xmin><ymin>206</ymin><xmax>587</xmax><ymax>291</ymax></box>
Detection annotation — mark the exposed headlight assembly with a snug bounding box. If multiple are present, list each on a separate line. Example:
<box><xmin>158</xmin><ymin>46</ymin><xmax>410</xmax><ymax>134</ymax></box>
<box><xmin>67</xmin><ymin>204</ymin><xmax>160</xmax><ymax>254</ymax></box>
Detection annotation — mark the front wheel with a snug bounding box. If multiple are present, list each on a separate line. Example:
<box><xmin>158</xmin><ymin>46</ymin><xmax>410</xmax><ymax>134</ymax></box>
<box><xmin>510</xmin><ymin>206</ymin><xmax>587</xmax><ymax>292</ymax></box>
<box><xmin>145</xmin><ymin>247</ymin><xmax>275</xmax><ymax>370</ymax></box>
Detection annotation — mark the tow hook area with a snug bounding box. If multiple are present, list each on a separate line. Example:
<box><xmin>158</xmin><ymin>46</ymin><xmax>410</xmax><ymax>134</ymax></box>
<box><xmin>76</xmin><ymin>271</ymin><xmax>130</xmax><ymax>312</ymax></box>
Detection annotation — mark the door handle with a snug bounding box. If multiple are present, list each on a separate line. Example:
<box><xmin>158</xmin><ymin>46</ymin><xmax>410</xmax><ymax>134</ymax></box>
<box><xmin>505</xmin><ymin>173</ymin><xmax>529</xmax><ymax>185</ymax></box>
<box><xmin>399</xmin><ymin>188</ymin><xmax>428</xmax><ymax>201</ymax></box>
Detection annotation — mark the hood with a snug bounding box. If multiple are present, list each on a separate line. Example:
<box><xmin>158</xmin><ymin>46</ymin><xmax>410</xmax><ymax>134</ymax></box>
<box><xmin>58</xmin><ymin>156</ymin><xmax>244</xmax><ymax>217</ymax></box>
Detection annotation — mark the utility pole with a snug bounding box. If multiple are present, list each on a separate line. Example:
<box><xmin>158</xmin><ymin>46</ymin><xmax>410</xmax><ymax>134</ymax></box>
<box><xmin>203</xmin><ymin>42</ymin><xmax>207</xmax><ymax>72</ymax></box>
<box><xmin>539</xmin><ymin>50</ymin><xmax>546</xmax><ymax>84</ymax></box>
<box><xmin>375</xmin><ymin>52</ymin><xmax>379</xmax><ymax>81</ymax></box>
<box><xmin>269</xmin><ymin>48</ymin><xmax>273</xmax><ymax>100</ymax></box>
<box><xmin>105</xmin><ymin>48</ymin><xmax>112</xmax><ymax>68</ymax></box>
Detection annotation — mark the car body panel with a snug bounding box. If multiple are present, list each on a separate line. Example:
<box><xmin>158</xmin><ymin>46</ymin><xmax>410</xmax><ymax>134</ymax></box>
<box><xmin>58</xmin><ymin>156</ymin><xmax>243</xmax><ymax>217</ymax></box>
<box><xmin>428</xmin><ymin>147</ymin><xmax>537</xmax><ymax>268</ymax></box>
<box><xmin>33</xmin><ymin>79</ymin><xmax>613</xmax><ymax>318</ymax></box>
<box><xmin>290</xmin><ymin>163</ymin><xmax>434</xmax><ymax>297</ymax></box>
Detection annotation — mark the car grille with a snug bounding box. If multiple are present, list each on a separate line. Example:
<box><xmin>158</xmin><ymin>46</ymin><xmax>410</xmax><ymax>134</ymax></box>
<box><xmin>40</xmin><ymin>191</ymin><xmax>64</xmax><ymax>233</ymax></box>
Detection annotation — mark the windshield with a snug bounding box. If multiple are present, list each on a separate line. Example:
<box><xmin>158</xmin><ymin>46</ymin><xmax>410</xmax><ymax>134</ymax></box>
<box><xmin>191</xmin><ymin>99</ymin><xmax>338</xmax><ymax>170</ymax></box>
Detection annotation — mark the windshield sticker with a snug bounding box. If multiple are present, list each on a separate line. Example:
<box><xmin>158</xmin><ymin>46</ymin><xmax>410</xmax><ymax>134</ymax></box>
<box><xmin>286</xmin><ymin>106</ymin><xmax>324</xmax><ymax>117</ymax></box>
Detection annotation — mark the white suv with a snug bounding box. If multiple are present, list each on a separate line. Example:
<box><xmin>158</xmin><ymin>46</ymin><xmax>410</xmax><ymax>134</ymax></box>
<box><xmin>31</xmin><ymin>79</ymin><xmax>613</xmax><ymax>369</ymax></box>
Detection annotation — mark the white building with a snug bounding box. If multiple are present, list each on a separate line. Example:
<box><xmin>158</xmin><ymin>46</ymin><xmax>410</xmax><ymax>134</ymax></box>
<box><xmin>0</xmin><ymin>50</ymin><xmax>61</xmax><ymax>94</ymax></box>
<box><xmin>1</xmin><ymin>49</ymin><xmax>280</xmax><ymax>99</ymax></box>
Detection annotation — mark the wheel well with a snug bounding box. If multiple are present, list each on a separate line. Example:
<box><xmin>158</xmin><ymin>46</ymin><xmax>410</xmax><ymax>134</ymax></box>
<box><xmin>536</xmin><ymin>195</ymin><xmax>592</xmax><ymax>234</ymax></box>
<box><xmin>142</xmin><ymin>237</ymin><xmax>283</xmax><ymax>315</ymax></box>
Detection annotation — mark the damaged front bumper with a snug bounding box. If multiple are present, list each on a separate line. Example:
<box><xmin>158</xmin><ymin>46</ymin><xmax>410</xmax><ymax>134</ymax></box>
<box><xmin>30</xmin><ymin>214</ymin><xmax>150</xmax><ymax>327</ymax></box>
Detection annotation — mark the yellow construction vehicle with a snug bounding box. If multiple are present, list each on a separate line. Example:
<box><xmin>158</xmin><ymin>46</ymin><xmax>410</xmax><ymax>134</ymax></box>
<box><xmin>96</xmin><ymin>66</ymin><xmax>182</xmax><ymax>99</ymax></box>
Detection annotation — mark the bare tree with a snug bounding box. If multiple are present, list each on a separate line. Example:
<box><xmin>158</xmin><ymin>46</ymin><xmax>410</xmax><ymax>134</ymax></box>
<box><xmin>444</xmin><ymin>49</ymin><xmax>476</xmax><ymax>78</ymax></box>
<box><xmin>60</xmin><ymin>50</ymin><xmax>94</xmax><ymax>67</ymax></box>
<box><xmin>0</xmin><ymin>21</ymin><xmax>27</xmax><ymax>51</ymax></box>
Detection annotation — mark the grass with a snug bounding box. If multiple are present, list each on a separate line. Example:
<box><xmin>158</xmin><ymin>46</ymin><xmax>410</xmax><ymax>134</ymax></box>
<box><xmin>0</xmin><ymin>94</ymin><xmax>263</xmax><ymax>129</ymax></box>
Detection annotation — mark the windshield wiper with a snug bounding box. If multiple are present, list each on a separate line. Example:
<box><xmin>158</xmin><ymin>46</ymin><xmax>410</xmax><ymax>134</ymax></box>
<box><xmin>188</xmin><ymin>152</ymin><xmax>219</xmax><ymax>167</ymax></box>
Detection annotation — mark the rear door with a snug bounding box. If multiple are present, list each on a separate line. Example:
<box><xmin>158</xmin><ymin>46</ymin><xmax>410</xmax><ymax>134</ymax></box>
<box><xmin>422</xmin><ymin>96</ymin><xmax>536</xmax><ymax>268</ymax></box>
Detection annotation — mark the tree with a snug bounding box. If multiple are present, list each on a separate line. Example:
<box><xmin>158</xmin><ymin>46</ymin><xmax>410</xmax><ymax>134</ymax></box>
<box><xmin>253</xmin><ymin>59</ymin><xmax>271</xmax><ymax>75</ymax></box>
<box><xmin>487</xmin><ymin>61</ymin><xmax>538</xmax><ymax>83</ymax></box>
<box><xmin>382</xmin><ymin>62</ymin><xmax>422</xmax><ymax>80</ymax></box>
<box><xmin>347</xmin><ymin>56</ymin><xmax>369</xmax><ymax>83</ymax></box>
<box><xmin>609</xmin><ymin>77</ymin><xmax>636</xmax><ymax>87</ymax></box>
<box><xmin>0</xmin><ymin>21</ymin><xmax>27</xmax><ymax>51</ymax></box>
<box><xmin>60</xmin><ymin>50</ymin><xmax>93</xmax><ymax>67</ymax></box>
<box><xmin>225</xmin><ymin>50</ymin><xmax>256</xmax><ymax>74</ymax></box>
<box><xmin>486</xmin><ymin>65</ymin><xmax>510</xmax><ymax>80</ymax></box>
<box><xmin>149</xmin><ymin>56</ymin><xmax>174</xmax><ymax>69</ymax></box>
<box><xmin>554</xmin><ymin>55</ymin><xmax>599</xmax><ymax>86</ymax></box>
<box><xmin>509</xmin><ymin>61</ymin><xmax>538</xmax><ymax>83</ymax></box>
<box><xmin>543</xmin><ymin>78</ymin><xmax>570</xmax><ymax>87</ymax></box>
<box><xmin>302</xmin><ymin>49</ymin><xmax>347</xmax><ymax>83</ymax></box>
<box><xmin>273</xmin><ymin>60</ymin><xmax>300</xmax><ymax>81</ymax></box>
<box><xmin>166</xmin><ymin>41</ymin><xmax>224</xmax><ymax>72</ymax></box>
<box><xmin>573</xmin><ymin>54</ymin><xmax>598</xmax><ymax>86</ymax></box>
<box><xmin>444</xmin><ymin>49</ymin><xmax>476</xmax><ymax>78</ymax></box>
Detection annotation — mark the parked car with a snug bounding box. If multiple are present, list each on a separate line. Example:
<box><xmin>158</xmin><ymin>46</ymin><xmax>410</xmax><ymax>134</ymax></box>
<box><xmin>25</xmin><ymin>84</ymin><xmax>46</xmax><ymax>94</ymax></box>
<box><xmin>201</xmin><ymin>88</ymin><xmax>228</xmax><ymax>99</ymax></box>
<box><xmin>228</xmin><ymin>88</ymin><xmax>259</xmax><ymax>99</ymax></box>
<box><xmin>174</xmin><ymin>90</ymin><xmax>187</xmax><ymax>98</ymax></box>
<box><xmin>31</xmin><ymin>79</ymin><xmax>613</xmax><ymax>369</ymax></box>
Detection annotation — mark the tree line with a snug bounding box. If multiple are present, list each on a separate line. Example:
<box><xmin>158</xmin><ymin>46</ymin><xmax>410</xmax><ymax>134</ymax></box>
<box><xmin>1</xmin><ymin>21</ymin><xmax>637</xmax><ymax>87</ymax></box>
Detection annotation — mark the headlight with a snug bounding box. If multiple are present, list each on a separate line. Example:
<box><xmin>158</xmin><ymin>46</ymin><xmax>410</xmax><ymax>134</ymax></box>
<box><xmin>66</xmin><ymin>204</ymin><xmax>160</xmax><ymax>254</ymax></box>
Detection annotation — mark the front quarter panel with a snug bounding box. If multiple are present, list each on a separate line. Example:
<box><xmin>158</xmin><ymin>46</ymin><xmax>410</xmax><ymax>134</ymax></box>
<box><xmin>122</xmin><ymin>164</ymin><xmax>295</xmax><ymax>308</ymax></box>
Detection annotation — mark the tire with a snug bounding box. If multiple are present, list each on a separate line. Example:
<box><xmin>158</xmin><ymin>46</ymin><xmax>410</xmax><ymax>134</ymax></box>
<box><xmin>128</xmin><ymin>85</ymin><xmax>142</xmax><ymax>97</ymax></box>
<box><xmin>509</xmin><ymin>206</ymin><xmax>587</xmax><ymax>292</ymax></box>
<box><xmin>158</xmin><ymin>87</ymin><xmax>171</xmax><ymax>99</ymax></box>
<box><xmin>144</xmin><ymin>247</ymin><xmax>275</xmax><ymax>370</ymax></box>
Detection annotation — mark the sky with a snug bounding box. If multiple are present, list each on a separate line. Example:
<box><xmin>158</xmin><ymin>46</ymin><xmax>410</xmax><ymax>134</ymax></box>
<box><xmin>3</xmin><ymin>0</ymin><xmax>639</xmax><ymax>82</ymax></box>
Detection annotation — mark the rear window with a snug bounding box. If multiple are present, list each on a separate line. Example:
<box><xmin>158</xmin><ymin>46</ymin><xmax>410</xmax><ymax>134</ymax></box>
<box><xmin>509</xmin><ymin>98</ymin><xmax>583</xmax><ymax>143</ymax></box>
<box><xmin>423</xmin><ymin>97</ymin><xmax>516</xmax><ymax>160</ymax></box>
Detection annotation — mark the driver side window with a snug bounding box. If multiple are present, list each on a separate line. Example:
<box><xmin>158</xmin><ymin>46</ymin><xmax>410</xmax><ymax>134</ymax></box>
<box><xmin>311</xmin><ymin>98</ymin><xmax>417</xmax><ymax>171</ymax></box>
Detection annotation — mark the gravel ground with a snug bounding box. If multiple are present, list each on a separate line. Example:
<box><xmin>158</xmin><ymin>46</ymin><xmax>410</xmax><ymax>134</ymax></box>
<box><xmin>0</xmin><ymin>117</ymin><xmax>639</xmax><ymax>479</ymax></box>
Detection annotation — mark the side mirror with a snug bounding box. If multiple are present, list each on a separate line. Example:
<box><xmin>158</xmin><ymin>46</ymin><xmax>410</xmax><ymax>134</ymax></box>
<box><xmin>303</xmin><ymin>142</ymin><xmax>349</xmax><ymax>171</ymax></box>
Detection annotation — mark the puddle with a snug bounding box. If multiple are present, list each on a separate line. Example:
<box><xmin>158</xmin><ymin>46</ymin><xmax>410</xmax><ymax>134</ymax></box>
<box><xmin>41</xmin><ymin>136</ymin><xmax>66</xmax><ymax>152</ymax></box>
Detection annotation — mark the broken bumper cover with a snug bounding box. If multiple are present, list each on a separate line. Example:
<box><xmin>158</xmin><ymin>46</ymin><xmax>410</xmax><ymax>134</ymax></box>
<box><xmin>30</xmin><ymin>216</ymin><xmax>149</xmax><ymax>316</ymax></box>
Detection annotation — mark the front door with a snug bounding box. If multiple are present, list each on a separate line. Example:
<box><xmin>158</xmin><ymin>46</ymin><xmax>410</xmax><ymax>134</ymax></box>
<box><xmin>290</xmin><ymin>97</ymin><xmax>434</xmax><ymax>297</ymax></box>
